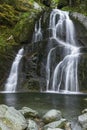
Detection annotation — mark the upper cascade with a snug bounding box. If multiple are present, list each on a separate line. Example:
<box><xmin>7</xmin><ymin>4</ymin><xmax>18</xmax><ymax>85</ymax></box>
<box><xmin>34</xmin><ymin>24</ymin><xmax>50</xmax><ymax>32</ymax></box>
<box><xmin>46</xmin><ymin>9</ymin><xmax>80</xmax><ymax>93</ymax></box>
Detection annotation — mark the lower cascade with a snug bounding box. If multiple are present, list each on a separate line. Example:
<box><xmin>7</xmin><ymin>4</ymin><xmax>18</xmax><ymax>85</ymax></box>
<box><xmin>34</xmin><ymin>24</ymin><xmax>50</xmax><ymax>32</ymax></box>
<box><xmin>5</xmin><ymin>48</ymin><xmax>24</xmax><ymax>92</ymax></box>
<box><xmin>46</xmin><ymin>9</ymin><xmax>80</xmax><ymax>93</ymax></box>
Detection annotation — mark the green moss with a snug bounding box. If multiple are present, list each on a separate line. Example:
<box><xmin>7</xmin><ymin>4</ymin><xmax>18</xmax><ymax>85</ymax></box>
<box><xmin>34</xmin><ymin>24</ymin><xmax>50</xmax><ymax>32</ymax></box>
<box><xmin>62</xmin><ymin>6</ymin><xmax>87</xmax><ymax>16</ymax></box>
<box><xmin>13</xmin><ymin>9</ymin><xmax>42</xmax><ymax>43</ymax></box>
<box><xmin>51</xmin><ymin>0</ymin><xmax>59</xmax><ymax>7</ymax></box>
<box><xmin>0</xmin><ymin>26</ymin><xmax>17</xmax><ymax>47</ymax></box>
<box><xmin>0</xmin><ymin>4</ymin><xmax>19</xmax><ymax>26</ymax></box>
<box><xmin>2</xmin><ymin>117</ymin><xmax>13</xmax><ymax>127</ymax></box>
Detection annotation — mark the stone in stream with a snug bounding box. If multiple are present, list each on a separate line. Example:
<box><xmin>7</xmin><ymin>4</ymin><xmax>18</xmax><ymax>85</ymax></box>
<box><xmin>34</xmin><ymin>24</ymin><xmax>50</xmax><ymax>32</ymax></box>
<box><xmin>19</xmin><ymin>107</ymin><xmax>39</xmax><ymax>118</ymax></box>
<box><xmin>65</xmin><ymin>122</ymin><xmax>72</xmax><ymax>130</ymax></box>
<box><xmin>26</xmin><ymin>119</ymin><xmax>39</xmax><ymax>130</ymax></box>
<box><xmin>43</xmin><ymin>118</ymin><xmax>66</xmax><ymax>130</ymax></box>
<box><xmin>0</xmin><ymin>105</ymin><xmax>27</xmax><ymax>130</ymax></box>
<box><xmin>78</xmin><ymin>112</ymin><xmax>87</xmax><ymax>129</ymax></box>
<box><xmin>43</xmin><ymin>109</ymin><xmax>62</xmax><ymax>124</ymax></box>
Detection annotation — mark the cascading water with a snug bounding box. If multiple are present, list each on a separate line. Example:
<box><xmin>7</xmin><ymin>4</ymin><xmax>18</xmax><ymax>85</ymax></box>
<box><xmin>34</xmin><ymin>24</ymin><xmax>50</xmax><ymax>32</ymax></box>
<box><xmin>5</xmin><ymin>48</ymin><xmax>24</xmax><ymax>92</ymax></box>
<box><xmin>32</xmin><ymin>17</ymin><xmax>42</xmax><ymax>43</ymax></box>
<box><xmin>46</xmin><ymin>9</ymin><xmax>80</xmax><ymax>93</ymax></box>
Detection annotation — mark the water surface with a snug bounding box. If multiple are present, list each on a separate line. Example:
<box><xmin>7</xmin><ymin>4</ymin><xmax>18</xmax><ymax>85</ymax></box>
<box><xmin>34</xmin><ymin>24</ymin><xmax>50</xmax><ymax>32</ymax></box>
<box><xmin>0</xmin><ymin>92</ymin><xmax>86</xmax><ymax>120</ymax></box>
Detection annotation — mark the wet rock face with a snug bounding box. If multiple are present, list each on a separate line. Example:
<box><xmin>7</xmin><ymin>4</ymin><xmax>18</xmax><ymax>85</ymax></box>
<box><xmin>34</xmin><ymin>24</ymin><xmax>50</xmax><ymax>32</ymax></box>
<box><xmin>70</xmin><ymin>12</ymin><xmax>87</xmax><ymax>47</ymax></box>
<box><xmin>78</xmin><ymin>53</ymin><xmax>87</xmax><ymax>91</ymax></box>
<box><xmin>22</xmin><ymin>39</ymin><xmax>48</xmax><ymax>91</ymax></box>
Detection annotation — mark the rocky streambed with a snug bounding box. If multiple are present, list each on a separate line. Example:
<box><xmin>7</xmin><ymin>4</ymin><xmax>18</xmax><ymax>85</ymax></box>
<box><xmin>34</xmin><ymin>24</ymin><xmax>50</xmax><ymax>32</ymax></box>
<box><xmin>0</xmin><ymin>104</ymin><xmax>86</xmax><ymax>130</ymax></box>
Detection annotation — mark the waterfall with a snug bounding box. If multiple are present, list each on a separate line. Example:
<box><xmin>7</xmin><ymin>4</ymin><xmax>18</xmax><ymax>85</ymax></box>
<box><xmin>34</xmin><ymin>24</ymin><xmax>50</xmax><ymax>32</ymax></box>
<box><xmin>5</xmin><ymin>48</ymin><xmax>24</xmax><ymax>92</ymax></box>
<box><xmin>32</xmin><ymin>17</ymin><xmax>42</xmax><ymax>43</ymax></box>
<box><xmin>46</xmin><ymin>9</ymin><xmax>80</xmax><ymax>93</ymax></box>
<box><xmin>46</xmin><ymin>47</ymin><xmax>55</xmax><ymax>91</ymax></box>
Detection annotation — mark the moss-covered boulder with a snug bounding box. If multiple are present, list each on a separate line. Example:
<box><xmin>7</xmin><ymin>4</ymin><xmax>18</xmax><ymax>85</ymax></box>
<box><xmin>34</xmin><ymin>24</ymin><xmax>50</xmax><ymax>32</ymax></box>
<box><xmin>43</xmin><ymin>109</ymin><xmax>62</xmax><ymax>124</ymax></box>
<box><xmin>19</xmin><ymin>107</ymin><xmax>39</xmax><ymax>118</ymax></box>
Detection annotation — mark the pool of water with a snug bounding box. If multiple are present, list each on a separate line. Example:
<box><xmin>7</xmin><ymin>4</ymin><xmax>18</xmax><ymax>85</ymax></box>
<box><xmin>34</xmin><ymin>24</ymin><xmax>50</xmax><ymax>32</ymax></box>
<box><xmin>0</xmin><ymin>92</ymin><xmax>86</xmax><ymax>118</ymax></box>
<box><xmin>0</xmin><ymin>92</ymin><xmax>87</xmax><ymax>129</ymax></box>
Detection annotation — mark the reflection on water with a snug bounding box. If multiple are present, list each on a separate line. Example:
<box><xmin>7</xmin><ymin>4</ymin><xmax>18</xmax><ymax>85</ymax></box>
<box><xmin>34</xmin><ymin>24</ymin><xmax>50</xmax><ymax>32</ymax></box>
<box><xmin>4</xmin><ymin>94</ymin><xmax>17</xmax><ymax>107</ymax></box>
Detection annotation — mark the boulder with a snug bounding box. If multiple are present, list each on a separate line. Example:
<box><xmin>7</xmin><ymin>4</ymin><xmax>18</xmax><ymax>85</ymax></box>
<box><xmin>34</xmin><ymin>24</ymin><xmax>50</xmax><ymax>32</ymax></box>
<box><xmin>0</xmin><ymin>105</ymin><xmax>27</xmax><ymax>130</ymax></box>
<box><xmin>0</xmin><ymin>121</ymin><xmax>10</xmax><ymax>130</ymax></box>
<box><xmin>19</xmin><ymin>107</ymin><xmax>39</xmax><ymax>118</ymax></box>
<box><xmin>43</xmin><ymin>118</ymin><xmax>66</xmax><ymax>130</ymax></box>
<box><xmin>43</xmin><ymin>109</ymin><xmax>62</xmax><ymax>124</ymax></box>
<box><xmin>78</xmin><ymin>112</ymin><xmax>87</xmax><ymax>129</ymax></box>
<box><xmin>65</xmin><ymin>122</ymin><xmax>72</xmax><ymax>130</ymax></box>
<box><xmin>26</xmin><ymin>119</ymin><xmax>39</xmax><ymax>130</ymax></box>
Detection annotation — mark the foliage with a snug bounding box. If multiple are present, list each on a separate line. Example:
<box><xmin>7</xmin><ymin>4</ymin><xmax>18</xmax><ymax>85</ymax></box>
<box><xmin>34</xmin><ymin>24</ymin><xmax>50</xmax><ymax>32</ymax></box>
<box><xmin>0</xmin><ymin>0</ymin><xmax>44</xmax><ymax>45</ymax></box>
<box><xmin>0</xmin><ymin>4</ymin><xmax>18</xmax><ymax>26</ymax></box>
<box><xmin>57</xmin><ymin>0</ymin><xmax>87</xmax><ymax>16</ymax></box>
<box><xmin>51</xmin><ymin>0</ymin><xmax>59</xmax><ymax>7</ymax></box>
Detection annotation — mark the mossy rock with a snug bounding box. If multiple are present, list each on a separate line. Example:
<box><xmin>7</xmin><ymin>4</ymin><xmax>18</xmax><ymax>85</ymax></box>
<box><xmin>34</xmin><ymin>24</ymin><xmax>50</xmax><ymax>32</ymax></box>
<box><xmin>13</xmin><ymin>10</ymin><xmax>42</xmax><ymax>43</ymax></box>
<box><xmin>11</xmin><ymin>0</ymin><xmax>33</xmax><ymax>12</ymax></box>
<box><xmin>0</xmin><ymin>4</ymin><xmax>18</xmax><ymax>26</ymax></box>
<box><xmin>0</xmin><ymin>0</ymin><xmax>33</xmax><ymax>11</ymax></box>
<box><xmin>24</xmin><ymin>78</ymin><xmax>40</xmax><ymax>92</ymax></box>
<box><xmin>0</xmin><ymin>0</ymin><xmax>43</xmax><ymax>12</ymax></box>
<box><xmin>58</xmin><ymin>0</ymin><xmax>68</xmax><ymax>9</ymax></box>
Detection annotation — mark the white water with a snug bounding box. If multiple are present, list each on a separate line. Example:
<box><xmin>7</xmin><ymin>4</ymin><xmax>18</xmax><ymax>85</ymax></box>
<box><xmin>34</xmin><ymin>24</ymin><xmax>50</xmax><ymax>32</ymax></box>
<box><xmin>46</xmin><ymin>9</ymin><xmax>80</xmax><ymax>92</ymax></box>
<box><xmin>5</xmin><ymin>48</ymin><xmax>24</xmax><ymax>92</ymax></box>
<box><xmin>32</xmin><ymin>18</ymin><xmax>42</xmax><ymax>43</ymax></box>
<box><xmin>46</xmin><ymin>47</ymin><xmax>55</xmax><ymax>91</ymax></box>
